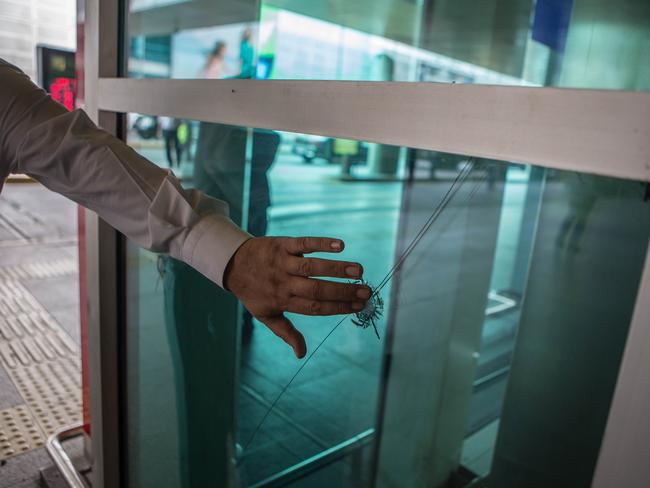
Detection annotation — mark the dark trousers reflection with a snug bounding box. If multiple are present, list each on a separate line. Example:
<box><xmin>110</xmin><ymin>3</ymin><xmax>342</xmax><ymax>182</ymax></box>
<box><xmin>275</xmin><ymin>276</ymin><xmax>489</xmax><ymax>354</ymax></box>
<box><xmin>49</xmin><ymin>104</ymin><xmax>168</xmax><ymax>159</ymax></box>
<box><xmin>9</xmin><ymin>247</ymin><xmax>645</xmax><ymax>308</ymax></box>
<box><xmin>555</xmin><ymin>173</ymin><xmax>598</xmax><ymax>253</ymax></box>
<box><xmin>163</xmin><ymin>128</ymin><xmax>182</xmax><ymax>168</ymax></box>
<box><xmin>161</xmin><ymin>256</ymin><xmax>237</xmax><ymax>488</ymax></box>
<box><xmin>161</xmin><ymin>123</ymin><xmax>279</xmax><ymax>487</ymax></box>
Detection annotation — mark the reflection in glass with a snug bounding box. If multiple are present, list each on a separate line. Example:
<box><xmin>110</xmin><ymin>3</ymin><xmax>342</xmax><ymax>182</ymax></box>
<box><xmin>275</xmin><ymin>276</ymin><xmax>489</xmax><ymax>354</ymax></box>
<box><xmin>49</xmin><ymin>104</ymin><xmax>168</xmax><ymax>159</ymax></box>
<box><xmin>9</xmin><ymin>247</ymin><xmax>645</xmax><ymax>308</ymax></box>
<box><xmin>128</xmin><ymin>0</ymin><xmax>649</xmax><ymax>89</ymax></box>
<box><xmin>126</xmin><ymin>117</ymin><xmax>402</xmax><ymax>487</ymax></box>
<box><xmin>124</xmin><ymin>116</ymin><xmax>650</xmax><ymax>487</ymax></box>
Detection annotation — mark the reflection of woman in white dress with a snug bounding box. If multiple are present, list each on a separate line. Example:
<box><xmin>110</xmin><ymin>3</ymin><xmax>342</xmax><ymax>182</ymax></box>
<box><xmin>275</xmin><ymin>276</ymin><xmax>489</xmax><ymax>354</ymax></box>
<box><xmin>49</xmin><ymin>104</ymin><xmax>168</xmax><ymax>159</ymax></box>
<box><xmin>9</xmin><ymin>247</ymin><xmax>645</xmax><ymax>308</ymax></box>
<box><xmin>201</xmin><ymin>41</ymin><xmax>227</xmax><ymax>79</ymax></box>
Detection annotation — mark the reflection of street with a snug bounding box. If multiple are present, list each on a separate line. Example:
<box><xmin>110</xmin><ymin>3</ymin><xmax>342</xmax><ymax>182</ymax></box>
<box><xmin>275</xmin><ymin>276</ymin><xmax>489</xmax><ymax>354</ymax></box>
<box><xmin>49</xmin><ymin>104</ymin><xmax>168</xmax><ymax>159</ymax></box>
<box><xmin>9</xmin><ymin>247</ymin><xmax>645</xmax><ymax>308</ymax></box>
<box><xmin>133</xmin><ymin>138</ymin><xmax>529</xmax><ymax>484</ymax></box>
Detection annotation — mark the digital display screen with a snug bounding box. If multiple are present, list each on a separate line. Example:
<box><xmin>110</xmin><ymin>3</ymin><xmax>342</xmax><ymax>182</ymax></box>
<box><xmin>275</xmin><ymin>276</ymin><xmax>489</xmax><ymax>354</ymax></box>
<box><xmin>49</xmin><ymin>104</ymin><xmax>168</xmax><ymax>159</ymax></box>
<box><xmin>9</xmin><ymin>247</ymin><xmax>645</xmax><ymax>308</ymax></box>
<box><xmin>37</xmin><ymin>46</ymin><xmax>76</xmax><ymax>110</ymax></box>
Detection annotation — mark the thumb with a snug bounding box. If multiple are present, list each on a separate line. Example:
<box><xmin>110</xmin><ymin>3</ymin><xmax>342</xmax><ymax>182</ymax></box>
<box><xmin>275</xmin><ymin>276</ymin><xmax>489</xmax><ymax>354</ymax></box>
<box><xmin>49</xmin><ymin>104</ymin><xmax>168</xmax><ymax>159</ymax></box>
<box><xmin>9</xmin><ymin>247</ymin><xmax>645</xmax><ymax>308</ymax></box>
<box><xmin>261</xmin><ymin>314</ymin><xmax>307</xmax><ymax>359</ymax></box>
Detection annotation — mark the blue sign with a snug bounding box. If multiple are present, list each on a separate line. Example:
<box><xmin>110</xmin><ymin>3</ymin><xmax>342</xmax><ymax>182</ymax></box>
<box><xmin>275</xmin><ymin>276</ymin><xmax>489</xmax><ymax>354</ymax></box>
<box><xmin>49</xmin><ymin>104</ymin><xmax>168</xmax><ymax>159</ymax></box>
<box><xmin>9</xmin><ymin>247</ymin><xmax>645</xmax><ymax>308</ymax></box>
<box><xmin>531</xmin><ymin>0</ymin><xmax>574</xmax><ymax>52</ymax></box>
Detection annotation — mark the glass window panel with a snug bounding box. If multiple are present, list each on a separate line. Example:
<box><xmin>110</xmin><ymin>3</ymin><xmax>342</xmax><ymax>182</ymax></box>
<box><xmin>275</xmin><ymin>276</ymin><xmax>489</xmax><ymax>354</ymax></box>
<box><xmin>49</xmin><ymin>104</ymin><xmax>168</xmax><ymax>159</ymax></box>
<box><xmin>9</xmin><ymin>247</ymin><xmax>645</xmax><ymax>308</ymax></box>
<box><xmin>126</xmin><ymin>0</ymin><xmax>650</xmax><ymax>89</ymax></box>
<box><xmin>124</xmin><ymin>113</ymin><xmax>650</xmax><ymax>487</ymax></box>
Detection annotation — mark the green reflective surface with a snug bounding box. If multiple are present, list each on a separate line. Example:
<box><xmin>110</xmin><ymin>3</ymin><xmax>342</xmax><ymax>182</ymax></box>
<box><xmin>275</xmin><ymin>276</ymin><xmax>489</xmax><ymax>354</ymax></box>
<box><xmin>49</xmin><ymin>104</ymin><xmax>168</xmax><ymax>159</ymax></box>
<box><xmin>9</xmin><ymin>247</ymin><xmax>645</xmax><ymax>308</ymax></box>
<box><xmin>124</xmin><ymin>117</ymin><xmax>650</xmax><ymax>487</ymax></box>
<box><xmin>128</xmin><ymin>0</ymin><xmax>650</xmax><ymax>89</ymax></box>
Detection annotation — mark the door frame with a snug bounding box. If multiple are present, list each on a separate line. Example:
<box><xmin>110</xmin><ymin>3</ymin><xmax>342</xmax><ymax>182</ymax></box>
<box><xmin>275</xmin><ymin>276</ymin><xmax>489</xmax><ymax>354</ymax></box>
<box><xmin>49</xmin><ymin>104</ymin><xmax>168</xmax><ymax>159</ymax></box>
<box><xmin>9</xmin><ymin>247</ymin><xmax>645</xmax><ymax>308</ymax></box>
<box><xmin>84</xmin><ymin>0</ymin><xmax>125</xmax><ymax>486</ymax></box>
<box><xmin>83</xmin><ymin>1</ymin><xmax>650</xmax><ymax>487</ymax></box>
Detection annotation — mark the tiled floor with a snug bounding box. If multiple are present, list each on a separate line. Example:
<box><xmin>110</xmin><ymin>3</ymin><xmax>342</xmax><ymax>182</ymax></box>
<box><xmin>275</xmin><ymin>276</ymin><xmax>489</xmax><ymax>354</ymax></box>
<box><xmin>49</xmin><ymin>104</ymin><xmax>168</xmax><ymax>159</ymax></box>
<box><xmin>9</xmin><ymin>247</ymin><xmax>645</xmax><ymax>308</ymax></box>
<box><xmin>0</xmin><ymin>183</ymin><xmax>81</xmax><ymax>488</ymax></box>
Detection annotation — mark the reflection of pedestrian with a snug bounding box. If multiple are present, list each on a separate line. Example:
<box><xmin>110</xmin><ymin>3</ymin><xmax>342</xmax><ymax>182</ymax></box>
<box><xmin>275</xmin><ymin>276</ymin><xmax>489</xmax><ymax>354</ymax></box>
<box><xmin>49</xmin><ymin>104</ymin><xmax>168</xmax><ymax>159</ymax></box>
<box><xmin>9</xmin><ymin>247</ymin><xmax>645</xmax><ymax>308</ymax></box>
<box><xmin>202</xmin><ymin>41</ymin><xmax>227</xmax><ymax>79</ymax></box>
<box><xmin>160</xmin><ymin>116</ymin><xmax>181</xmax><ymax>168</ymax></box>
<box><xmin>161</xmin><ymin>123</ymin><xmax>280</xmax><ymax>487</ymax></box>
<box><xmin>159</xmin><ymin>253</ymin><xmax>238</xmax><ymax>488</ymax></box>
<box><xmin>177</xmin><ymin>120</ymin><xmax>192</xmax><ymax>162</ymax></box>
<box><xmin>194</xmin><ymin>125</ymin><xmax>280</xmax><ymax>329</ymax></box>
<box><xmin>556</xmin><ymin>173</ymin><xmax>598</xmax><ymax>253</ymax></box>
<box><xmin>239</xmin><ymin>28</ymin><xmax>255</xmax><ymax>78</ymax></box>
<box><xmin>162</xmin><ymin>40</ymin><xmax>281</xmax><ymax>486</ymax></box>
<box><xmin>194</xmin><ymin>126</ymin><xmax>279</xmax><ymax>235</ymax></box>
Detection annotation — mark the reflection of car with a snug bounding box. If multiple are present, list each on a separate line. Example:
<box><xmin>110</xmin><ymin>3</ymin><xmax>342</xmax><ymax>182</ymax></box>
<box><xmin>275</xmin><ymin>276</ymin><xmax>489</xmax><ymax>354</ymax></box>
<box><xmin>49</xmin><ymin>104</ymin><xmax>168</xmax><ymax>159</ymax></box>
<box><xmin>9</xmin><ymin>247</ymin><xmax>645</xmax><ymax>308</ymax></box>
<box><xmin>132</xmin><ymin>115</ymin><xmax>158</xmax><ymax>140</ymax></box>
<box><xmin>292</xmin><ymin>135</ymin><xmax>328</xmax><ymax>163</ymax></box>
<box><xmin>292</xmin><ymin>135</ymin><xmax>368</xmax><ymax>165</ymax></box>
<box><xmin>415</xmin><ymin>151</ymin><xmax>473</xmax><ymax>179</ymax></box>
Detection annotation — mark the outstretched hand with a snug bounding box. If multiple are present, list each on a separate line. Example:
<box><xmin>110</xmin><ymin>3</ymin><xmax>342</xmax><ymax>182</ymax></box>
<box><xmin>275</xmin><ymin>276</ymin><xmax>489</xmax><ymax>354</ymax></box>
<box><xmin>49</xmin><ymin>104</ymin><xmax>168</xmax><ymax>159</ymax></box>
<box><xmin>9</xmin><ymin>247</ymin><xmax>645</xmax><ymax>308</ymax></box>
<box><xmin>223</xmin><ymin>236</ymin><xmax>371</xmax><ymax>359</ymax></box>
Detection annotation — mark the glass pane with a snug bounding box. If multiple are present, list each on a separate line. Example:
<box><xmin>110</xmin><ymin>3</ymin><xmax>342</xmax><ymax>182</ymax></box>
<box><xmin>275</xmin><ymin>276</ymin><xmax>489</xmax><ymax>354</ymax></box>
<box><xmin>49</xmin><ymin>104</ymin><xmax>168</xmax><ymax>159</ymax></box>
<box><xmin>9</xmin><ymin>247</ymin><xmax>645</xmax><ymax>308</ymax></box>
<box><xmin>125</xmin><ymin>117</ymin><xmax>404</xmax><ymax>487</ymax></box>
<box><xmin>124</xmin><ymin>113</ymin><xmax>650</xmax><ymax>487</ymax></box>
<box><xmin>126</xmin><ymin>0</ymin><xmax>650</xmax><ymax>89</ymax></box>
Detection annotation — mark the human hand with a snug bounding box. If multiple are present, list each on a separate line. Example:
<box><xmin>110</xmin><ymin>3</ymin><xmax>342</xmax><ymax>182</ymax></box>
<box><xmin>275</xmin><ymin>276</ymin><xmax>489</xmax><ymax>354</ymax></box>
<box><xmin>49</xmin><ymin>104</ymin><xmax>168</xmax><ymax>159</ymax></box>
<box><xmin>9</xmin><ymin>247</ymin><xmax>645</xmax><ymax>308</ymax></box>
<box><xmin>223</xmin><ymin>236</ymin><xmax>371</xmax><ymax>358</ymax></box>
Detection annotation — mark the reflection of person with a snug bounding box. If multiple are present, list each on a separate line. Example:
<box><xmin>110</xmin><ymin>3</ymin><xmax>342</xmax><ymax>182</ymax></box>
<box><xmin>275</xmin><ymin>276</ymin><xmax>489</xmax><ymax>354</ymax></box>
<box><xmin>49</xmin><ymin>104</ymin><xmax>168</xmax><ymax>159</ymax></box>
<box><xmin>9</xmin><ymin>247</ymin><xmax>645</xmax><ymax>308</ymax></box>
<box><xmin>202</xmin><ymin>41</ymin><xmax>227</xmax><ymax>79</ymax></box>
<box><xmin>157</xmin><ymin>40</ymin><xmax>284</xmax><ymax>484</ymax></box>
<box><xmin>195</xmin><ymin>124</ymin><xmax>280</xmax><ymax>337</ymax></box>
<box><xmin>150</xmin><ymin>42</ymin><xmax>351</xmax><ymax>483</ymax></box>
<box><xmin>239</xmin><ymin>28</ymin><xmax>255</xmax><ymax>78</ymax></box>
<box><xmin>176</xmin><ymin>119</ymin><xmax>192</xmax><ymax>162</ymax></box>
<box><xmin>556</xmin><ymin>173</ymin><xmax>598</xmax><ymax>253</ymax></box>
<box><xmin>159</xmin><ymin>123</ymin><xmax>281</xmax><ymax>486</ymax></box>
<box><xmin>159</xmin><ymin>116</ymin><xmax>182</xmax><ymax>168</ymax></box>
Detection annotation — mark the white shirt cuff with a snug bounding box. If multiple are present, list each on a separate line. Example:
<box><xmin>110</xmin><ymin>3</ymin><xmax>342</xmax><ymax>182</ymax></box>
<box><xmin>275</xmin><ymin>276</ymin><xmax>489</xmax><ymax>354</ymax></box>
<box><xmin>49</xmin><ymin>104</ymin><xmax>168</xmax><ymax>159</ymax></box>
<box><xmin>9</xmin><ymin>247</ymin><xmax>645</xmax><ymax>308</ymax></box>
<box><xmin>182</xmin><ymin>213</ymin><xmax>252</xmax><ymax>288</ymax></box>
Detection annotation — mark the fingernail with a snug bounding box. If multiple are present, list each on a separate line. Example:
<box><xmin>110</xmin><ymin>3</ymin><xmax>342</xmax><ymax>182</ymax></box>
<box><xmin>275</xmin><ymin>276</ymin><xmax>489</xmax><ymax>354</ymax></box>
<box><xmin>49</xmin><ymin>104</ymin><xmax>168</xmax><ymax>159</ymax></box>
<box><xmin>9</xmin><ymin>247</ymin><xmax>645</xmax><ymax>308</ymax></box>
<box><xmin>330</xmin><ymin>240</ymin><xmax>342</xmax><ymax>250</ymax></box>
<box><xmin>357</xmin><ymin>288</ymin><xmax>371</xmax><ymax>299</ymax></box>
<box><xmin>345</xmin><ymin>266</ymin><xmax>359</xmax><ymax>277</ymax></box>
<box><xmin>353</xmin><ymin>302</ymin><xmax>364</xmax><ymax>311</ymax></box>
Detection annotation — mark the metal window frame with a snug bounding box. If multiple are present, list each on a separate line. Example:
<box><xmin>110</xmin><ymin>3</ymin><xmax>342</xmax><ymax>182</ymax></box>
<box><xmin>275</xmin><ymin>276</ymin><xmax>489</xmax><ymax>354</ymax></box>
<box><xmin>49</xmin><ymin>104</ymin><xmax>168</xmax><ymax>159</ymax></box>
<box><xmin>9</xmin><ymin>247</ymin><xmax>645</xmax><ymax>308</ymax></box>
<box><xmin>84</xmin><ymin>0</ymin><xmax>125</xmax><ymax>487</ymax></box>
<box><xmin>83</xmin><ymin>1</ymin><xmax>650</xmax><ymax>487</ymax></box>
<box><xmin>96</xmin><ymin>78</ymin><xmax>650</xmax><ymax>182</ymax></box>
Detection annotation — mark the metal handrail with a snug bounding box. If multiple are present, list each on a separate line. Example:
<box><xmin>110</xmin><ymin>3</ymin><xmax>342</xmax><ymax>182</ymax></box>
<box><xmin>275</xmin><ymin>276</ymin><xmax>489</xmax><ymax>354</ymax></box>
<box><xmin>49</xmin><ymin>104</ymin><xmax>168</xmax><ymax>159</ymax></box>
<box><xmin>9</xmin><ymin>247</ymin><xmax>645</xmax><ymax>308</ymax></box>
<box><xmin>45</xmin><ymin>423</ymin><xmax>87</xmax><ymax>488</ymax></box>
<box><xmin>249</xmin><ymin>428</ymin><xmax>374</xmax><ymax>488</ymax></box>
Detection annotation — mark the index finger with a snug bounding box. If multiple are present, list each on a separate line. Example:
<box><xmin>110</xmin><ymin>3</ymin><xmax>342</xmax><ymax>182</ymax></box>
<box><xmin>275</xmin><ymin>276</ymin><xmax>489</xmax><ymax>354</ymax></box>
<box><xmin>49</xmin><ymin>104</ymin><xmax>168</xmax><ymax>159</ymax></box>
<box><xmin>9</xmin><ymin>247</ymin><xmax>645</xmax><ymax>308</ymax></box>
<box><xmin>285</xmin><ymin>237</ymin><xmax>345</xmax><ymax>255</ymax></box>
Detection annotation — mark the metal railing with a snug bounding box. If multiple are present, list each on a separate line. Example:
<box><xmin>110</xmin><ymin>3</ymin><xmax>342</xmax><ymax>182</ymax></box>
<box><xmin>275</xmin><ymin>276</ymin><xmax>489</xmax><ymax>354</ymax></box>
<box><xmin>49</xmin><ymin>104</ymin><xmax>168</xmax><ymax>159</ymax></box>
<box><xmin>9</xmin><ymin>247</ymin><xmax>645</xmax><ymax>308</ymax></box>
<box><xmin>45</xmin><ymin>423</ymin><xmax>87</xmax><ymax>488</ymax></box>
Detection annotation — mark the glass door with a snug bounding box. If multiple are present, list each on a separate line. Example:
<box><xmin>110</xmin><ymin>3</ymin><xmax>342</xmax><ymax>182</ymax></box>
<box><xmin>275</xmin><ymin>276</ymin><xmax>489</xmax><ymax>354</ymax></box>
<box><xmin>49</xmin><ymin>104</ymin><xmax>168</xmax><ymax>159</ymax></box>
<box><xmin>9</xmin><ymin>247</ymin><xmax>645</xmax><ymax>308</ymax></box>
<box><xmin>81</xmin><ymin>0</ymin><xmax>650</xmax><ymax>487</ymax></box>
<box><xmin>123</xmin><ymin>121</ymin><xmax>402</xmax><ymax>487</ymax></box>
<box><xmin>121</xmin><ymin>119</ymin><xmax>650</xmax><ymax>488</ymax></box>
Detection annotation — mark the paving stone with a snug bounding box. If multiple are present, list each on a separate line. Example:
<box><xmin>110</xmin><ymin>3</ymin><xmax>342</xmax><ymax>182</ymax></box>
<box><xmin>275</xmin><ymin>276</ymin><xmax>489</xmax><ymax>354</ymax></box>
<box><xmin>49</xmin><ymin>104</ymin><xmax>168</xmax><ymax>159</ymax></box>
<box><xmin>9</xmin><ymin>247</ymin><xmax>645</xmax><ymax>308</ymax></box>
<box><xmin>0</xmin><ymin>405</ymin><xmax>46</xmax><ymax>460</ymax></box>
<box><xmin>23</xmin><ymin>276</ymin><xmax>79</xmax><ymax>314</ymax></box>
<box><xmin>0</xmin><ymin>364</ymin><xmax>23</xmax><ymax>411</ymax></box>
<box><xmin>0</xmin><ymin>446</ymin><xmax>53</xmax><ymax>488</ymax></box>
